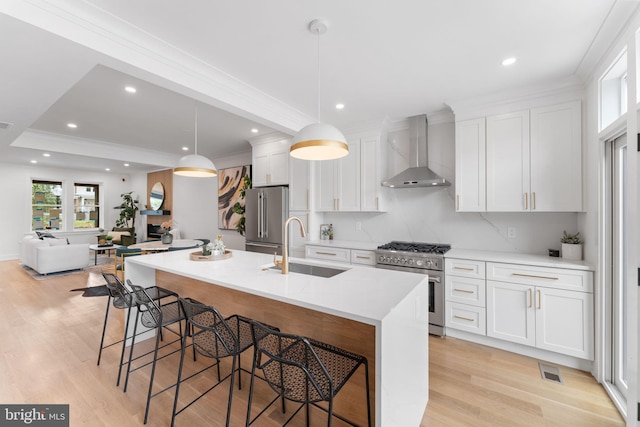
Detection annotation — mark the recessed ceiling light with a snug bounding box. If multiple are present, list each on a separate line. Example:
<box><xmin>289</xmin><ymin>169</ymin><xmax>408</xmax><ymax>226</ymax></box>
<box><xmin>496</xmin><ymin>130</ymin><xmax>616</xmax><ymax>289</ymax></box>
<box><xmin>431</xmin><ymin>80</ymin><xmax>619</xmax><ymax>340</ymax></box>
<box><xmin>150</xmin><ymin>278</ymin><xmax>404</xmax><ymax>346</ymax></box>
<box><xmin>124</xmin><ymin>163</ymin><xmax>130</xmax><ymax>167</ymax></box>
<box><xmin>67</xmin><ymin>123</ymin><xmax>77</xmax><ymax>129</ymax></box>
<box><xmin>336</xmin><ymin>103</ymin><xmax>345</xmax><ymax>110</ymax></box>
<box><xmin>125</xmin><ymin>86</ymin><xmax>137</xmax><ymax>93</ymax></box>
<box><xmin>501</xmin><ymin>57</ymin><xmax>517</xmax><ymax>66</ymax></box>
<box><xmin>182</xmin><ymin>146</ymin><xmax>189</xmax><ymax>151</ymax></box>
<box><xmin>251</xmin><ymin>128</ymin><xmax>259</xmax><ymax>133</ymax></box>
<box><xmin>105</xmin><ymin>168</ymin><xmax>110</xmax><ymax>171</ymax></box>
<box><xmin>30</xmin><ymin>160</ymin><xmax>37</xmax><ymax>164</ymax></box>
<box><xmin>43</xmin><ymin>153</ymin><xmax>51</xmax><ymax>157</ymax></box>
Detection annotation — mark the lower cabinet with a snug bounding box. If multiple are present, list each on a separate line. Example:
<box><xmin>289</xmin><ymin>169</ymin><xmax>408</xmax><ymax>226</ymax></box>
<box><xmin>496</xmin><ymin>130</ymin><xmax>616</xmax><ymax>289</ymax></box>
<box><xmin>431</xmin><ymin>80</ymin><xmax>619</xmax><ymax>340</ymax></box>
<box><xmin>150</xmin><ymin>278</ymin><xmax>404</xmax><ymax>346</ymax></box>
<box><xmin>305</xmin><ymin>244</ymin><xmax>376</xmax><ymax>267</ymax></box>
<box><xmin>446</xmin><ymin>257</ymin><xmax>594</xmax><ymax>361</ymax></box>
<box><xmin>486</xmin><ymin>267</ymin><xmax>594</xmax><ymax>360</ymax></box>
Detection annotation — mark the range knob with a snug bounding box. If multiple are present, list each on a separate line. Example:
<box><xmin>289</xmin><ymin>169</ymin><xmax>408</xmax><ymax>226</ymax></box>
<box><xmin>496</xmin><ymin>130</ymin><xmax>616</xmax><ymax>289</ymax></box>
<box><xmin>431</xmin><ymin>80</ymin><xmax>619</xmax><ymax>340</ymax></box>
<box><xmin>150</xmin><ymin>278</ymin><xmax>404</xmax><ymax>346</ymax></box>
<box><xmin>425</xmin><ymin>259</ymin><xmax>434</xmax><ymax>268</ymax></box>
<box><xmin>408</xmin><ymin>259</ymin><xmax>415</xmax><ymax>266</ymax></box>
<box><xmin>378</xmin><ymin>255</ymin><xmax>385</xmax><ymax>263</ymax></box>
<box><xmin>416</xmin><ymin>259</ymin><xmax>424</xmax><ymax>267</ymax></box>
<box><xmin>400</xmin><ymin>258</ymin><xmax>407</xmax><ymax>265</ymax></box>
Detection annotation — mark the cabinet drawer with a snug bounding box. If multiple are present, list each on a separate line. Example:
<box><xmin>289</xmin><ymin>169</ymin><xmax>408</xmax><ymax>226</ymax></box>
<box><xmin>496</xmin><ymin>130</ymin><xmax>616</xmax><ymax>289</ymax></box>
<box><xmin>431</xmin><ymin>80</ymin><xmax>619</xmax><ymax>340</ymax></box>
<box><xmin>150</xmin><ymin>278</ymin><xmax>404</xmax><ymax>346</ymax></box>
<box><xmin>445</xmin><ymin>276</ymin><xmax>486</xmax><ymax>307</ymax></box>
<box><xmin>305</xmin><ymin>245</ymin><xmax>350</xmax><ymax>264</ymax></box>
<box><xmin>487</xmin><ymin>262</ymin><xmax>592</xmax><ymax>293</ymax></box>
<box><xmin>445</xmin><ymin>258</ymin><xmax>486</xmax><ymax>279</ymax></box>
<box><xmin>351</xmin><ymin>249</ymin><xmax>376</xmax><ymax>266</ymax></box>
<box><xmin>446</xmin><ymin>302</ymin><xmax>486</xmax><ymax>335</ymax></box>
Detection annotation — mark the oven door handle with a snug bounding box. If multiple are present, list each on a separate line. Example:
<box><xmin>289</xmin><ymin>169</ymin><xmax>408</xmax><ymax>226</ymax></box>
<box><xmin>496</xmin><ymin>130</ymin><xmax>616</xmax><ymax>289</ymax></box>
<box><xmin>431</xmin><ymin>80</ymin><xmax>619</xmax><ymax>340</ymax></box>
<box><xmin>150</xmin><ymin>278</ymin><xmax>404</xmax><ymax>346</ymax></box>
<box><xmin>430</xmin><ymin>276</ymin><xmax>441</xmax><ymax>283</ymax></box>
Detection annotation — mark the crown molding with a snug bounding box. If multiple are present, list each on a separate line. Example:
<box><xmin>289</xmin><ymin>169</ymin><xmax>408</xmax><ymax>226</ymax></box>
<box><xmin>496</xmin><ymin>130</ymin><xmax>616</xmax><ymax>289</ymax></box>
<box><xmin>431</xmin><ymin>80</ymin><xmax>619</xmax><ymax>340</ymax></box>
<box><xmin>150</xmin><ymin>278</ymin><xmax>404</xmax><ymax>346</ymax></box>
<box><xmin>247</xmin><ymin>131</ymin><xmax>292</xmax><ymax>147</ymax></box>
<box><xmin>12</xmin><ymin>129</ymin><xmax>180</xmax><ymax>167</ymax></box>
<box><xmin>0</xmin><ymin>1</ymin><xmax>313</xmax><ymax>135</ymax></box>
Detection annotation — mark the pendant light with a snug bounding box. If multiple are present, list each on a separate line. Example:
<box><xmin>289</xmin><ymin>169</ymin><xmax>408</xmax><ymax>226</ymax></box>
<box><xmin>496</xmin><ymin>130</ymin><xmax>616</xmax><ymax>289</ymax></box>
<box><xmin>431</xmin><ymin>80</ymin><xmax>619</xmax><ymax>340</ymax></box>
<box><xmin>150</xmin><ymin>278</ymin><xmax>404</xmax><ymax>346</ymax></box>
<box><xmin>174</xmin><ymin>107</ymin><xmax>217</xmax><ymax>177</ymax></box>
<box><xmin>290</xmin><ymin>19</ymin><xmax>348</xmax><ymax>161</ymax></box>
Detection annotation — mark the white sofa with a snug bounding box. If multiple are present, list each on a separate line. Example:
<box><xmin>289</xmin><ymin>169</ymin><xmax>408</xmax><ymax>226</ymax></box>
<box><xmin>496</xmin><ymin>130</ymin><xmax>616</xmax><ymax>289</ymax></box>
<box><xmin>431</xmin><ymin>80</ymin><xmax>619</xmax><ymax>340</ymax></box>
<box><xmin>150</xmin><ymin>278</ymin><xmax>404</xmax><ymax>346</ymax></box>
<box><xmin>20</xmin><ymin>236</ymin><xmax>90</xmax><ymax>275</ymax></box>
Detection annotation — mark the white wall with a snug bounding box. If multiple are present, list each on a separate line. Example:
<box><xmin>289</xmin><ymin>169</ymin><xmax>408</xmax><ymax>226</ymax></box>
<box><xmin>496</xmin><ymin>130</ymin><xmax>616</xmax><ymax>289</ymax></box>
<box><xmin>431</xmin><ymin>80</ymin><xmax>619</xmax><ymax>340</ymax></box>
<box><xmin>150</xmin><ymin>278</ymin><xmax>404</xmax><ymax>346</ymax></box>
<box><xmin>321</xmin><ymin>121</ymin><xmax>579</xmax><ymax>255</ymax></box>
<box><xmin>172</xmin><ymin>150</ymin><xmax>251</xmax><ymax>250</ymax></box>
<box><xmin>0</xmin><ymin>161</ymin><xmax>145</xmax><ymax>260</ymax></box>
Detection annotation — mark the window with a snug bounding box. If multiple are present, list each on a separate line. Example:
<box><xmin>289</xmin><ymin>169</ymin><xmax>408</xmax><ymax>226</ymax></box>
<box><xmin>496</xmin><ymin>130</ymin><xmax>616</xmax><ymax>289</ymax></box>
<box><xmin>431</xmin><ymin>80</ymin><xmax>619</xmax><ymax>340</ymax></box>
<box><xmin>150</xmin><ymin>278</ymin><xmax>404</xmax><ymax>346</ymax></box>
<box><xmin>31</xmin><ymin>180</ymin><xmax>63</xmax><ymax>231</ymax></box>
<box><xmin>74</xmin><ymin>183</ymin><xmax>100</xmax><ymax>229</ymax></box>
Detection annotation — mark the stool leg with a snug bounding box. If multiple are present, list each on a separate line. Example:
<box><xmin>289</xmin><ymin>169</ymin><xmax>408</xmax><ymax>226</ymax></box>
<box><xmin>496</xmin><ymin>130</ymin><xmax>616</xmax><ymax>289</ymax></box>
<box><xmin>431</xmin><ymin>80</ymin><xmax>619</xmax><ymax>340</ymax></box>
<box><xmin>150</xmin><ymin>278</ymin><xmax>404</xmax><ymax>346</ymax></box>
<box><xmin>364</xmin><ymin>360</ymin><xmax>372</xmax><ymax>427</ymax></box>
<box><xmin>123</xmin><ymin>310</ymin><xmax>140</xmax><ymax>392</ymax></box>
<box><xmin>116</xmin><ymin>306</ymin><xmax>134</xmax><ymax>387</ymax></box>
<box><xmin>225</xmin><ymin>354</ymin><xmax>237</xmax><ymax>427</ymax></box>
<box><xmin>171</xmin><ymin>328</ymin><xmax>189</xmax><ymax>427</ymax></box>
<box><xmin>97</xmin><ymin>295</ymin><xmax>112</xmax><ymax>366</ymax></box>
<box><xmin>143</xmin><ymin>326</ymin><xmax>163</xmax><ymax>424</ymax></box>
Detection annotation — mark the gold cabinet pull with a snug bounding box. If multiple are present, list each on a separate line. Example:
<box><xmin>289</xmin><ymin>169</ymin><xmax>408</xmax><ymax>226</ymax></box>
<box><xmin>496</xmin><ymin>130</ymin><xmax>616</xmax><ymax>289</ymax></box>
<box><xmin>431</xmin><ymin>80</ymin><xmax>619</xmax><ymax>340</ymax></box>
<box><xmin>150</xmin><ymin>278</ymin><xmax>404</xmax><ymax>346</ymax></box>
<box><xmin>376</xmin><ymin>196</ymin><xmax>379</xmax><ymax>210</ymax></box>
<box><xmin>456</xmin><ymin>195</ymin><xmax>460</xmax><ymax>210</ymax></box>
<box><xmin>528</xmin><ymin>288</ymin><xmax>532</xmax><ymax>308</ymax></box>
<box><xmin>525</xmin><ymin>192</ymin><xmax>528</xmax><ymax>210</ymax></box>
<box><xmin>356</xmin><ymin>255</ymin><xmax>370</xmax><ymax>259</ymax></box>
<box><xmin>533</xmin><ymin>192</ymin><xmax>536</xmax><ymax>210</ymax></box>
<box><xmin>454</xmin><ymin>315</ymin><xmax>474</xmax><ymax>322</ymax></box>
<box><xmin>306</xmin><ymin>190</ymin><xmax>309</xmax><ymax>210</ymax></box>
<box><xmin>454</xmin><ymin>266</ymin><xmax>474</xmax><ymax>271</ymax></box>
<box><xmin>453</xmin><ymin>288</ymin><xmax>474</xmax><ymax>294</ymax></box>
<box><xmin>537</xmin><ymin>289</ymin><xmax>541</xmax><ymax>309</ymax></box>
<box><xmin>512</xmin><ymin>273</ymin><xmax>559</xmax><ymax>280</ymax></box>
<box><xmin>317</xmin><ymin>251</ymin><xmax>337</xmax><ymax>256</ymax></box>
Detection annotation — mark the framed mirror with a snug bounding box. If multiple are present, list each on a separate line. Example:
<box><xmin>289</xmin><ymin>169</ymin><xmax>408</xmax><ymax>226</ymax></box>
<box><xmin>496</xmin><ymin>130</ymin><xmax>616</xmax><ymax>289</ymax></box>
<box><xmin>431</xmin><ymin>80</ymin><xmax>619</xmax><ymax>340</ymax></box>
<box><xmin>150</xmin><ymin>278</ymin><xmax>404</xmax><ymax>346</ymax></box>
<box><xmin>149</xmin><ymin>182</ymin><xmax>164</xmax><ymax>210</ymax></box>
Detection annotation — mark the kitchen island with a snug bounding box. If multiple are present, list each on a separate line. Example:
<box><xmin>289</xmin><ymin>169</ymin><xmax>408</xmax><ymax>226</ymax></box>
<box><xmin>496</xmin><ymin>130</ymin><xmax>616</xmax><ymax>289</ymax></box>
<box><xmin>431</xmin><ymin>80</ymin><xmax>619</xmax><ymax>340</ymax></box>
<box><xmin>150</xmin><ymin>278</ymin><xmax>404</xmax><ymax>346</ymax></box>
<box><xmin>126</xmin><ymin>249</ymin><xmax>429</xmax><ymax>427</ymax></box>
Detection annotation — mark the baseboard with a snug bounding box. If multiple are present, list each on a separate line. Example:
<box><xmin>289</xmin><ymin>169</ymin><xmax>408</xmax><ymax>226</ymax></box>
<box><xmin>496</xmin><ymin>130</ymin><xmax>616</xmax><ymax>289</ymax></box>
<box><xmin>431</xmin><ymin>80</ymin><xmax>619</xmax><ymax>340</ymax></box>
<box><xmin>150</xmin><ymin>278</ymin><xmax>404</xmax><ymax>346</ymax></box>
<box><xmin>0</xmin><ymin>254</ymin><xmax>19</xmax><ymax>262</ymax></box>
<box><xmin>446</xmin><ymin>328</ymin><xmax>594</xmax><ymax>371</ymax></box>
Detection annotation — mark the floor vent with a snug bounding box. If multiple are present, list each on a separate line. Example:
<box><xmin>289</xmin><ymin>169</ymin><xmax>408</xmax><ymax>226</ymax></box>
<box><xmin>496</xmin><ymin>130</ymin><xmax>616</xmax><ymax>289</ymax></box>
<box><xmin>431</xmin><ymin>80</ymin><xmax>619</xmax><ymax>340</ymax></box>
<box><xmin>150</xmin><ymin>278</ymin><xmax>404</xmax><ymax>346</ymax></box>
<box><xmin>539</xmin><ymin>363</ymin><xmax>563</xmax><ymax>384</ymax></box>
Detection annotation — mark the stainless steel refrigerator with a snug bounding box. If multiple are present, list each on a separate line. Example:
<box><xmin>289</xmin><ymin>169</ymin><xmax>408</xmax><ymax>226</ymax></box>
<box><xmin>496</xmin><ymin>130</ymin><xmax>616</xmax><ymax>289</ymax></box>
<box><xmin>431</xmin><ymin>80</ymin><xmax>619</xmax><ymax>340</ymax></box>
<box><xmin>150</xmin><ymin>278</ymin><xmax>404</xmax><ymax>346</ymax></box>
<box><xmin>244</xmin><ymin>186</ymin><xmax>289</xmax><ymax>255</ymax></box>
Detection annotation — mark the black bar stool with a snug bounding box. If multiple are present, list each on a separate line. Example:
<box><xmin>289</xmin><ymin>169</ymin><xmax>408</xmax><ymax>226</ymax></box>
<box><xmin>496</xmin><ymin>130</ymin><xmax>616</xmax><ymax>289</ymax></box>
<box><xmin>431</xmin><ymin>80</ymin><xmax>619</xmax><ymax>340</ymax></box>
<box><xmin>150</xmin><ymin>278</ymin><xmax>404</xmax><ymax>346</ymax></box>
<box><xmin>171</xmin><ymin>298</ymin><xmax>277</xmax><ymax>427</ymax></box>
<box><xmin>246</xmin><ymin>321</ymin><xmax>372</xmax><ymax>427</ymax></box>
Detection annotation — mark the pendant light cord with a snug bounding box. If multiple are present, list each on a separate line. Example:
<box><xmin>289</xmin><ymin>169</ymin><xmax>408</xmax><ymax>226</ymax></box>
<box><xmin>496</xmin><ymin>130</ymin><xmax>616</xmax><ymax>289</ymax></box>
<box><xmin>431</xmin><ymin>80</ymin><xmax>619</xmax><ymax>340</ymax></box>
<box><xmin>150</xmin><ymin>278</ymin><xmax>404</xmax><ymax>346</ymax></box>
<box><xmin>194</xmin><ymin>107</ymin><xmax>198</xmax><ymax>155</ymax></box>
<box><xmin>316</xmin><ymin>27</ymin><xmax>321</xmax><ymax>123</ymax></box>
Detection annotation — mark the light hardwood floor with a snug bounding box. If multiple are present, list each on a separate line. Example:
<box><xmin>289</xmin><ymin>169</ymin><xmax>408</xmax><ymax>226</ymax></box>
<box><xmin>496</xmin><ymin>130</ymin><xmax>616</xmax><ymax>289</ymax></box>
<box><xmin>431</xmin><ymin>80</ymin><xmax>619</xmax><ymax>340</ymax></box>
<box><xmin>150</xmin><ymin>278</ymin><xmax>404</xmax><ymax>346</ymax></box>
<box><xmin>0</xmin><ymin>259</ymin><xmax>625</xmax><ymax>426</ymax></box>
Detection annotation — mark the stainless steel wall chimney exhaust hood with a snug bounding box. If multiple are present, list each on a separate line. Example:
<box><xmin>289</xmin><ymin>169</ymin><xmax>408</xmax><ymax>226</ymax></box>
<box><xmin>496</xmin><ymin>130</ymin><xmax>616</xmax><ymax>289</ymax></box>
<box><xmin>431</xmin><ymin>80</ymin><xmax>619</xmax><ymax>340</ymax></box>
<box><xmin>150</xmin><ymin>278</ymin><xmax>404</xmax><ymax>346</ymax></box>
<box><xmin>381</xmin><ymin>114</ymin><xmax>451</xmax><ymax>188</ymax></box>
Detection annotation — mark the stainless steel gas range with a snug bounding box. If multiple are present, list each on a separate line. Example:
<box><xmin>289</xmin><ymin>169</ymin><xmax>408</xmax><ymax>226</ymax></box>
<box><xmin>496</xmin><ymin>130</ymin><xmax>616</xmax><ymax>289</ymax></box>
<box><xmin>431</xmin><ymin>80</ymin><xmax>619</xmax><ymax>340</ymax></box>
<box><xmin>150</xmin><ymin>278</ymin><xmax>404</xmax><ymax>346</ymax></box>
<box><xmin>375</xmin><ymin>241</ymin><xmax>450</xmax><ymax>336</ymax></box>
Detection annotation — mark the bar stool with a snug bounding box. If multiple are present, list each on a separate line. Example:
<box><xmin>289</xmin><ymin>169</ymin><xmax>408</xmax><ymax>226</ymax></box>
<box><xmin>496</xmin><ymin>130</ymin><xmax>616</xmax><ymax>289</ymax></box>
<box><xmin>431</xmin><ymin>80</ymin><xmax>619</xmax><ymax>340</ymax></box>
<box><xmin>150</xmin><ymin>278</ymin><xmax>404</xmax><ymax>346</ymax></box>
<box><xmin>122</xmin><ymin>284</ymin><xmax>186</xmax><ymax>424</ymax></box>
<box><xmin>246</xmin><ymin>321</ymin><xmax>372</xmax><ymax>427</ymax></box>
<box><xmin>171</xmin><ymin>298</ymin><xmax>276</xmax><ymax>427</ymax></box>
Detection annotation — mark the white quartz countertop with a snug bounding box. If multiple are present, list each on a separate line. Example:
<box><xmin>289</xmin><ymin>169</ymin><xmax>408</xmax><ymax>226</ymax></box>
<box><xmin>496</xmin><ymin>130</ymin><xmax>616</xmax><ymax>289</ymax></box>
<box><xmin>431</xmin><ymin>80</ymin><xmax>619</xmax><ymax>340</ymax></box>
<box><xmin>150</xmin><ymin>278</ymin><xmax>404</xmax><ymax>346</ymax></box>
<box><xmin>127</xmin><ymin>248</ymin><xmax>427</xmax><ymax>325</ymax></box>
<box><xmin>305</xmin><ymin>239</ymin><xmax>382</xmax><ymax>251</ymax></box>
<box><xmin>445</xmin><ymin>248</ymin><xmax>594</xmax><ymax>271</ymax></box>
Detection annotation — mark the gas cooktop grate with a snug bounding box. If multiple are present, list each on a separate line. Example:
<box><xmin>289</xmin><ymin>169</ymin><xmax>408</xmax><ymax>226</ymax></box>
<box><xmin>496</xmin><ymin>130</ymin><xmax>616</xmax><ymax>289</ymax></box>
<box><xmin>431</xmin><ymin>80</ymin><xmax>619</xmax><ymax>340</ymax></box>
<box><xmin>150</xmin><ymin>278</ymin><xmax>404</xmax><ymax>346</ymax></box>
<box><xmin>377</xmin><ymin>241</ymin><xmax>451</xmax><ymax>254</ymax></box>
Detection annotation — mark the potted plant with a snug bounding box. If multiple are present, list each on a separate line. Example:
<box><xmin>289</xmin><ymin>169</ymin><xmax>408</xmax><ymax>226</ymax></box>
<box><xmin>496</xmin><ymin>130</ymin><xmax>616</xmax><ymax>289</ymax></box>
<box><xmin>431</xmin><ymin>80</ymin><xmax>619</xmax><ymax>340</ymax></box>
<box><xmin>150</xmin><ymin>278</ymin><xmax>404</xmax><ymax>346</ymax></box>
<box><xmin>231</xmin><ymin>174</ymin><xmax>252</xmax><ymax>236</ymax></box>
<box><xmin>116</xmin><ymin>192</ymin><xmax>139</xmax><ymax>231</ymax></box>
<box><xmin>161</xmin><ymin>220</ymin><xmax>173</xmax><ymax>244</ymax></box>
<box><xmin>561</xmin><ymin>231</ymin><xmax>583</xmax><ymax>260</ymax></box>
<box><xmin>104</xmin><ymin>235</ymin><xmax>114</xmax><ymax>246</ymax></box>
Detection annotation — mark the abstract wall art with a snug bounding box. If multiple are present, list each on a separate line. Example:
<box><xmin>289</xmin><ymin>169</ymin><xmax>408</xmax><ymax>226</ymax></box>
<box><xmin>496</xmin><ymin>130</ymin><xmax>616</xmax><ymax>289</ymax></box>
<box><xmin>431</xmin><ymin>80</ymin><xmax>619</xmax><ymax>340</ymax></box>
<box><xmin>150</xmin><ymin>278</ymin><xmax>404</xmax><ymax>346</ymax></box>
<box><xmin>218</xmin><ymin>165</ymin><xmax>250</xmax><ymax>231</ymax></box>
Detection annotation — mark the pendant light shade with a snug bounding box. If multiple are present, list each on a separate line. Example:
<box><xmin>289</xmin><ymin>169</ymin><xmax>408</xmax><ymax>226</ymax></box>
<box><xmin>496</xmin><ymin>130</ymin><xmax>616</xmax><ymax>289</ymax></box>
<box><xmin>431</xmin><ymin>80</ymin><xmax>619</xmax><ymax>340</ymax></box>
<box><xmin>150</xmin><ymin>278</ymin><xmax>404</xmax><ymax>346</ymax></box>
<box><xmin>174</xmin><ymin>154</ymin><xmax>217</xmax><ymax>177</ymax></box>
<box><xmin>174</xmin><ymin>108</ymin><xmax>217</xmax><ymax>178</ymax></box>
<box><xmin>290</xmin><ymin>123</ymin><xmax>348</xmax><ymax>160</ymax></box>
<box><xmin>291</xmin><ymin>19</ymin><xmax>348</xmax><ymax>161</ymax></box>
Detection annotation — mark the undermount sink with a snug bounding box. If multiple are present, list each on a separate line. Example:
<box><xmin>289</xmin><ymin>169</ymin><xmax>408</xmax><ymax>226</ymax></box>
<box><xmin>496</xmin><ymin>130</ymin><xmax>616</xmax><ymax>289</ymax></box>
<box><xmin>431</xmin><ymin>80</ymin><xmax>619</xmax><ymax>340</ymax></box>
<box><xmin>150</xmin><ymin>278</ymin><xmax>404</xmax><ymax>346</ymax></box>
<box><xmin>270</xmin><ymin>262</ymin><xmax>347</xmax><ymax>278</ymax></box>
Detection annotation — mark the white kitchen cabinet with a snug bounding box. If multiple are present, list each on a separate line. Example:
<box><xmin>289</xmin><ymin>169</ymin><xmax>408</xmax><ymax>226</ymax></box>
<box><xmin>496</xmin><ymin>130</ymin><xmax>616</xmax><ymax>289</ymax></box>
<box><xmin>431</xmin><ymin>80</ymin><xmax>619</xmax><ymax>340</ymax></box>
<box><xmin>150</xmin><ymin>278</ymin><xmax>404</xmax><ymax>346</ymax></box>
<box><xmin>305</xmin><ymin>245</ymin><xmax>351</xmax><ymax>264</ymax></box>
<box><xmin>529</xmin><ymin>101</ymin><xmax>582</xmax><ymax>211</ymax></box>
<box><xmin>252</xmin><ymin>139</ymin><xmax>290</xmax><ymax>187</ymax></box>
<box><xmin>289</xmin><ymin>157</ymin><xmax>310</xmax><ymax>211</ymax></box>
<box><xmin>360</xmin><ymin>136</ymin><xmax>384</xmax><ymax>212</ymax></box>
<box><xmin>486</xmin><ymin>110</ymin><xmax>530</xmax><ymax>211</ymax></box>
<box><xmin>486</xmin><ymin>280</ymin><xmax>535</xmax><ymax>346</ymax></box>
<box><xmin>486</xmin><ymin>262</ymin><xmax>594</xmax><ymax>360</ymax></box>
<box><xmin>445</xmin><ymin>258</ymin><xmax>487</xmax><ymax>336</ymax></box>
<box><xmin>314</xmin><ymin>140</ymin><xmax>360</xmax><ymax>212</ymax></box>
<box><xmin>455</xmin><ymin>100</ymin><xmax>582</xmax><ymax>212</ymax></box>
<box><xmin>455</xmin><ymin>118</ymin><xmax>486</xmax><ymax>212</ymax></box>
<box><xmin>350</xmin><ymin>249</ymin><xmax>376</xmax><ymax>266</ymax></box>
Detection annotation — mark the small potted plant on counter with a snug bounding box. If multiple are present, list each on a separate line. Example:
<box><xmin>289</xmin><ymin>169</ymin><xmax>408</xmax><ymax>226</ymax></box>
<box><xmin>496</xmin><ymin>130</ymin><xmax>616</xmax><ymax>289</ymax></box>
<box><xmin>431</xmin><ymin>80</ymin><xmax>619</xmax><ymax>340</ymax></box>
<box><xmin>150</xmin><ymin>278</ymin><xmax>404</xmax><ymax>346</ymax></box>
<box><xmin>561</xmin><ymin>231</ymin><xmax>583</xmax><ymax>260</ymax></box>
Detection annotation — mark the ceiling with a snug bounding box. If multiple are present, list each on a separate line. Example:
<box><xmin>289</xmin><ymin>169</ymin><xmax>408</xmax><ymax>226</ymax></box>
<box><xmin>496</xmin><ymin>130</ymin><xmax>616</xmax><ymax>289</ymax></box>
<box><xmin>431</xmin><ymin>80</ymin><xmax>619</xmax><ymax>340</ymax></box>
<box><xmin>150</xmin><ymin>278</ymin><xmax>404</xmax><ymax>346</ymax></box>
<box><xmin>0</xmin><ymin>0</ymin><xmax>634</xmax><ymax>174</ymax></box>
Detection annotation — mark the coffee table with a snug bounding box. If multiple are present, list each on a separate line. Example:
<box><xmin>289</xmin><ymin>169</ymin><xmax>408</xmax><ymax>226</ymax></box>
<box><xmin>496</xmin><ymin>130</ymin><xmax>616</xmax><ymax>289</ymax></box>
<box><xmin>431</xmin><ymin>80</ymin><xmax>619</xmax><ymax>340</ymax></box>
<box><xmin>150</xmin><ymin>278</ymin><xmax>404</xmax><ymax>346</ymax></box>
<box><xmin>89</xmin><ymin>243</ymin><xmax>122</xmax><ymax>265</ymax></box>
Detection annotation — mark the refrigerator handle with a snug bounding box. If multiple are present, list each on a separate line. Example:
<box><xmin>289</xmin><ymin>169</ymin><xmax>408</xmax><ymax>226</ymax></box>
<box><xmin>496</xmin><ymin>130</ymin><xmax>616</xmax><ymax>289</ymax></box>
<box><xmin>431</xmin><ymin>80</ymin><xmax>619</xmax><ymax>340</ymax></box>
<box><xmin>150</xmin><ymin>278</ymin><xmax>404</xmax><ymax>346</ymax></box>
<box><xmin>257</xmin><ymin>192</ymin><xmax>263</xmax><ymax>238</ymax></box>
<box><xmin>263</xmin><ymin>193</ymin><xmax>268</xmax><ymax>238</ymax></box>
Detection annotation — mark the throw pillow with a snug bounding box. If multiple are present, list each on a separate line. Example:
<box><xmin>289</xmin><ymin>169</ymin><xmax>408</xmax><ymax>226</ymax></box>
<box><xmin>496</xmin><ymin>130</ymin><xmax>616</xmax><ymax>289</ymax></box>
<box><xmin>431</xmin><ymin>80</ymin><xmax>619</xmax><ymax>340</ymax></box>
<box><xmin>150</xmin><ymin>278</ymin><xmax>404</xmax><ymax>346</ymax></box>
<box><xmin>36</xmin><ymin>231</ymin><xmax>56</xmax><ymax>239</ymax></box>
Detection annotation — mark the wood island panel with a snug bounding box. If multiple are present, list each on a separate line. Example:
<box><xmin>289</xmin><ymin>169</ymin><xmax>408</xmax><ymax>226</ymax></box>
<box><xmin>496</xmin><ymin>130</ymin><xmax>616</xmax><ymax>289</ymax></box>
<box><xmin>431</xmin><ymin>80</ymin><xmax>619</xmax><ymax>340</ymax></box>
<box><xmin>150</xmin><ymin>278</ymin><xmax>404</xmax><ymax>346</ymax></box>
<box><xmin>156</xmin><ymin>270</ymin><xmax>376</xmax><ymax>426</ymax></box>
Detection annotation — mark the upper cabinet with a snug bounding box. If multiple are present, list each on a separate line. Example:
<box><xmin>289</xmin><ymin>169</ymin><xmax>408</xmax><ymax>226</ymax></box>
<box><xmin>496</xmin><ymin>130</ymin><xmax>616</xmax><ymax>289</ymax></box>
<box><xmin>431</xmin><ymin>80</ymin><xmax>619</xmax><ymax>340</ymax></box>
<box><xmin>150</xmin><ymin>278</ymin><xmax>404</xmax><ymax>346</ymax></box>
<box><xmin>314</xmin><ymin>133</ymin><xmax>385</xmax><ymax>212</ymax></box>
<box><xmin>289</xmin><ymin>157</ymin><xmax>310</xmax><ymax>211</ymax></box>
<box><xmin>455</xmin><ymin>118</ymin><xmax>486</xmax><ymax>212</ymax></box>
<box><xmin>455</xmin><ymin>100</ymin><xmax>582</xmax><ymax>212</ymax></box>
<box><xmin>251</xmin><ymin>136</ymin><xmax>290</xmax><ymax>187</ymax></box>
